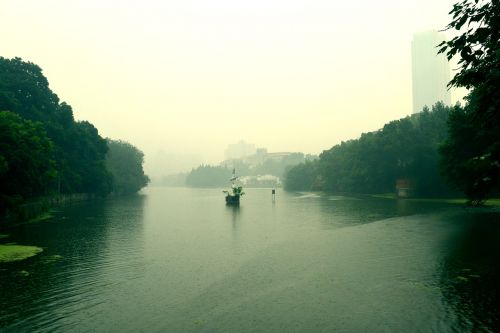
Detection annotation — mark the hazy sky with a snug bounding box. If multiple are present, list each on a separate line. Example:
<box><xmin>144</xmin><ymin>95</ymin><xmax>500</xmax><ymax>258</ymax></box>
<box><xmin>1</xmin><ymin>0</ymin><xmax>464</xmax><ymax>176</ymax></box>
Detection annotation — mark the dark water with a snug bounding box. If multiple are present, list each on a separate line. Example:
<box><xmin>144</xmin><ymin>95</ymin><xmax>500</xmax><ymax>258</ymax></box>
<box><xmin>1</xmin><ymin>187</ymin><xmax>499</xmax><ymax>332</ymax></box>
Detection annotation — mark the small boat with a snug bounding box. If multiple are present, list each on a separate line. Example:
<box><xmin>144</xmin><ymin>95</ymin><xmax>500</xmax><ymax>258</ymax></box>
<box><xmin>223</xmin><ymin>169</ymin><xmax>244</xmax><ymax>205</ymax></box>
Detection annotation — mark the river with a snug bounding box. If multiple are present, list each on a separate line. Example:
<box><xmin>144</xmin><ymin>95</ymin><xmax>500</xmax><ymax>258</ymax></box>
<box><xmin>1</xmin><ymin>187</ymin><xmax>499</xmax><ymax>332</ymax></box>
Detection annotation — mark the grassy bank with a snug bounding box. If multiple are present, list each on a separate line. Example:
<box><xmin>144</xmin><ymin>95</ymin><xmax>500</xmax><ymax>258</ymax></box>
<box><xmin>0</xmin><ymin>244</ymin><xmax>43</xmax><ymax>263</ymax></box>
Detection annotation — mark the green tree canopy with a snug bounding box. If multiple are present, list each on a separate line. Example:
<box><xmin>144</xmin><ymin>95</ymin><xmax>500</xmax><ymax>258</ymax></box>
<box><xmin>0</xmin><ymin>111</ymin><xmax>56</xmax><ymax>213</ymax></box>
<box><xmin>185</xmin><ymin>165</ymin><xmax>232</xmax><ymax>187</ymax></box>
<box><xmin>285</xmin><ymin>103</ymin><xmax>453</xmax><ymax>196</ymax></box>
<box><xmin>438</xmin><ymin>0</ymin><xmax>500</xmax><ymax>204</ymax></box>
<box><xmin>106</xmin><ymin>139</ymin><xmax>149</xmax><ymax>194</ymax></box>
<box><xmin>0</xmin><ymin>57</ymin><xmax>112</xmax><ymax>195</ymax></box>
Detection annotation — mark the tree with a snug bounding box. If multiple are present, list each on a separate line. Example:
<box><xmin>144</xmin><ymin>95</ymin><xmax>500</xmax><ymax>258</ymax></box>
<box><xmin>440</xmin><ymin>105</ymin><xmax>498</xmax><ymax>204</ymax></box>
<box><xmin>284</xmin><ymin>103</ymin><xmax>453</xmax><ymax>196</ymax></box>
<box><xmin>438</xmin><ymin>0</ymin><xmax>500</xmax><ymax>91</ymax></box>
<box><xmin>283</xmin><ymin>160</ymin><xmax>318</xmax><ymax>191</ymax></box>
<box><xmin>0</xmin><ymin>111</ymin><xmax>56</xmax><ymax>214</ymax></box>
<box><xmin>438</xmin><ymin>0</ymin><xmax>500</xmax><ymax>204</ymax></box>
<box><xmin>70</xmin><ymin>121</ymin><xmax>113</xmax><ymax>195</ymax></box>
<box><xmin>185</xmin><ymin>165</ymin><xmax>232</xmax><ymax>187</ymax></box>
<box><xmin>106</xmin><ymin>139</ymin><xmax>149</xmax><ymax>194</ymax></box>
<box><xmin>0</xmin><ymin>57</ymin><xmax>113</xmax><ymax>196</ymax></box>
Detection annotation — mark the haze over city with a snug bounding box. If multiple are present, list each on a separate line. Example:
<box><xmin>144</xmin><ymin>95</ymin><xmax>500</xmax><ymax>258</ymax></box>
<box><xmin>1</xmin><ymin>0</ymin><xmax>465</xmax><ymax>176</ymax></box>
<box><xmin>2</xmin><ymin>1</ymin><xmax>500</xmax><ymax>331</ymax></box>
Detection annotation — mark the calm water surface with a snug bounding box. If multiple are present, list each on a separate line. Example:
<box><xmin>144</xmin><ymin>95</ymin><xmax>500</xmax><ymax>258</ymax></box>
<box><xmin>1</xmin><ymin>187</ymin><xmax>499</xmax><ymax>332</ymax></box>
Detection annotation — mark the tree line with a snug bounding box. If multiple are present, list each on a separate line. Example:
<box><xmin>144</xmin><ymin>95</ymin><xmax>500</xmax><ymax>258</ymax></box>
<box><xmin>0</xmin><ymin>57</ymin><xmax>149</xmax><ymax>221</ymax></box>
<box><xmin>284</xmin><ymin>103</ymin><xmax>456</xmax><ymax>197</ymax></box>
<box><xmin>183</xmin><ymin>153</ymin><xmax>313</xmax><ymax>187</ymax></box>
<box><xmin>285</xmin><ymin>0</ymin><xmax>500</xmax><ymax>204</ymax></box>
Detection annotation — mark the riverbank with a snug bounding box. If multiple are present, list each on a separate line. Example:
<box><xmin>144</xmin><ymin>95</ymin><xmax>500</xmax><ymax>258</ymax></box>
<box><xmin>1</xmin><ymin>193</ymin><xmax>91</xmax><ymax>225</ymax></box>
<box><xmin>371</xmin><ymin>193</ymin><xmax>500</xmax><ymax>206</ymax></box>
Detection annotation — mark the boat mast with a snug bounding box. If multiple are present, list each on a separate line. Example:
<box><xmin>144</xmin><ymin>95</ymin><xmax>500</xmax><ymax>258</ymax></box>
<box><xmin>230</xmin><ymin>168</ymin><xmax>237</xmax><ymax>186</ymax></box>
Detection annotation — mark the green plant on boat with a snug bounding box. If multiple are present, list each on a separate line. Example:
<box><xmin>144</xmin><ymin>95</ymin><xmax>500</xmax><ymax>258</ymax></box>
<box><xmin>223</xmin><ymin>186</ymin><xmax>245</xmax><ymax>197</ymax></box>
<box><xmin>232</xmin><ymin>186</ymin><xmax>245</xmax><ymax>196</ymax></box>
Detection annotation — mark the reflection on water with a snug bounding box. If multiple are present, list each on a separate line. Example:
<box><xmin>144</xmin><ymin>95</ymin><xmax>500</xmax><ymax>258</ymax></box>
<box><xmin>0</xmin><ymin>195</ymin><xmax>146</xmax><ymax>332</ymax></box>
<box><xmin>225</xmin><ymin>204</ymin><xmax>241</xmax><ymax>228</ymax></box>
<box><xmin>440</xmin><ymin>211</ymin><xmax>500</xmax><ymax>332</ymax></box>
<box><xmin>0</xmin><ymin>188</ymin><xmax>499</xmax><ymax>332</ymax></box>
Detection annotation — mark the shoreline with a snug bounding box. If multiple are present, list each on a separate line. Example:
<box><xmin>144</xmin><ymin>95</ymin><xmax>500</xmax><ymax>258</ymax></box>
<box><xmin>370</xmin><ymin>193</ymin><xmax>500</xmax><ymax>207</ymax></box>
<box><xmin>1</xmin><ymin>193</ymin><xmax>93</xmax><ymax>226</ymax></box>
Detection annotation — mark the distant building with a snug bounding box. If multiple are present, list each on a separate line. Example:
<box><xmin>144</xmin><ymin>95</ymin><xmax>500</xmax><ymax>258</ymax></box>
<box><xmin>240</xmin><ymin>175</ymin><xmax>281</xmax><ymax>188</ymax></box>
<box><xmin>243</xmin><ymin>148</ymin><xmax>268</xmax><ymax>165</ymax></box>
<box><xmin>224</xmin><ymin>140</ymin><xmax>256</xmax><ymax>160</ymax></box>
<box><xmin>411</xmin><ymin>31</ymin><xmax>451</xmax><ymax>114</ymax></box>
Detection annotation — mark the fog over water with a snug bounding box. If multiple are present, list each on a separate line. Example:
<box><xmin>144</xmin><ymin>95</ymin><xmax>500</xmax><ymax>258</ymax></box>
<box><xmin>2</xmin><ymin>2</ymin><xmax>499</xmax><ymax>331</ymax></box>
<box><xmin>1</xmin><ymin>0</ymin><xmax>467</xmax><ymax>176</ymax></box>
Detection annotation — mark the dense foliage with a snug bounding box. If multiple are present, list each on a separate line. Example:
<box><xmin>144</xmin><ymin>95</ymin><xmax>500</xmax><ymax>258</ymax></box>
<box><xmin>0</xmin><ymin>57</ymin><xmax>112</xmax><ymax>196</ymax></box>
<box><xmin>0</xmin><ymin>111</ymin><xmax>56</xmax><ymax>212</ymax></box>
<box><xmin>185</xmin><ymin>165</ymin><xmax>233</xmax><ymax>187</ymax></box>
<box><xmin>438</xmin><ymin>0</ymin><xmax>500</xmax><ymax>204</ymax></box>
<box><xmin>284</xmin><ymin>103</ymin><xmax>454</xmax><ymax>196</ymax></box>
<box><xmin>106</xmin><ymin>140</ymin><xmax>150</xmax><ymax>195</ymax></box>
<box><xmin>283</xmin><ymin>160</ymin><xmax>319</xmax><ymax>191</ymax></box>
<box><xmin>0</xmin><ymin>57</ymin><xmax>149</xmax><ymax>220</ymax></box>
<box><xmin>183</xmin><ymin>153</ymin><xmax>312</xmax><ymax>187</ymax></box>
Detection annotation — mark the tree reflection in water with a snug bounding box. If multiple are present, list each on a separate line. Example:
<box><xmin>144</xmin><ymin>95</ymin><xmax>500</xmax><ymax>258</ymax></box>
<box><xmin>440</xmin><ymin>211</ymin><xmax>500</xmax><ymax>332</ymax></box>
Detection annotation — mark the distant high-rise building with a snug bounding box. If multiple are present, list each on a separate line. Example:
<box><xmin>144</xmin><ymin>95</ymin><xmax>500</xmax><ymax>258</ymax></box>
<box><xmin>224</xmin><ymin>140</ymin><xmax>256</xmax><ymax>160</ymax></box>
<box><xmin>411</xmin><ymin>31</ymin><xmax>451</xmax><ymax>114</ymax></box>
